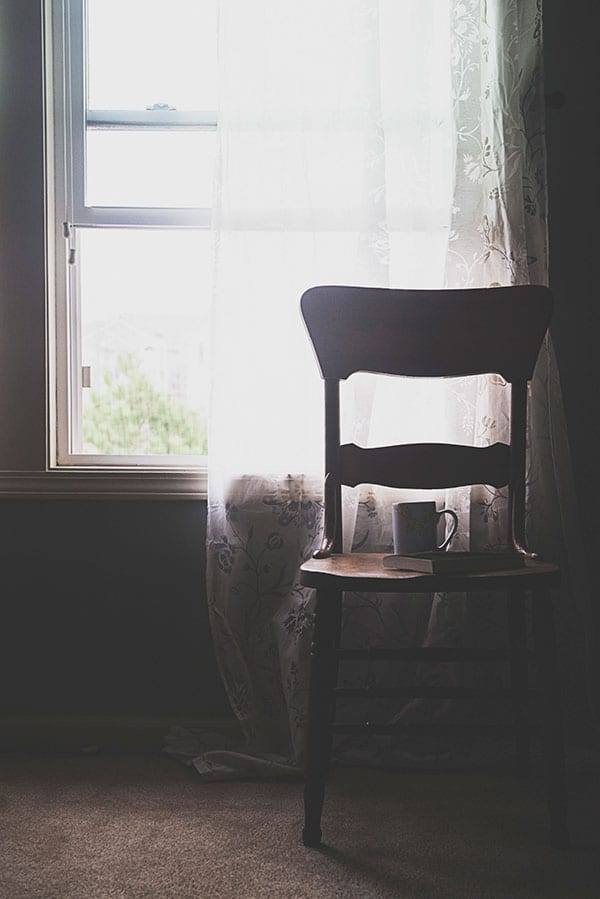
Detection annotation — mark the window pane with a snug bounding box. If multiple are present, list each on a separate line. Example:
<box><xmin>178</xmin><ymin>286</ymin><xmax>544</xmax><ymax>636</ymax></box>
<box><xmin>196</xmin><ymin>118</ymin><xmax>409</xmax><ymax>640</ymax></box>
<box><xmin>86</xmin><ymin>0</ymin><xmax>217</xmax><ymax>111</ymax></box>
<box><xmin>78</xmin><ymin>228</ymin><xmax>212</xmax><ymax>456</ymax></box>
<box><xmin>85</xmin><ymin>129</ymin><xmax>215</xmax><ymax>208</ymax></box>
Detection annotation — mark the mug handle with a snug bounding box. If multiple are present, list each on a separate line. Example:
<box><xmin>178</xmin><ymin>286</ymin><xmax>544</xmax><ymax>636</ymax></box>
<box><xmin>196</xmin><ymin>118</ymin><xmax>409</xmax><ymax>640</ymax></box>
<box><xmin>436</xmin><ymin>509</ymin><xmax>458</xmax><ymax>550</ymax></box>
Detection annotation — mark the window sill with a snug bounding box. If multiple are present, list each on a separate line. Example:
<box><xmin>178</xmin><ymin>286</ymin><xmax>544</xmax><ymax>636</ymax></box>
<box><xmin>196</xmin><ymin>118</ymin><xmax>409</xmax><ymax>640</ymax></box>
<box><xmin>0</xmin><ymin>469</ymin><xmax>207</xmax><ymax>500</ymax></box>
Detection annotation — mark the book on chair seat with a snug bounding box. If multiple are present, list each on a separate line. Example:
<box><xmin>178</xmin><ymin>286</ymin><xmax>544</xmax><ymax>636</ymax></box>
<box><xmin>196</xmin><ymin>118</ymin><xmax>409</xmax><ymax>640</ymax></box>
<box><xmin>382</xmin><ymin>551</ymin><xmax>527</xmax><ymax>574</ymax></box>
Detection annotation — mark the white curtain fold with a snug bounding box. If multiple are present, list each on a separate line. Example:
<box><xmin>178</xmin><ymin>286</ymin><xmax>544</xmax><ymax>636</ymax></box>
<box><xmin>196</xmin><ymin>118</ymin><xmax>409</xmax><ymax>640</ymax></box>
<box><xmin>192</xmin><ymin>0</ymin><xmax>596</xmax><ymax>778</ymax></box>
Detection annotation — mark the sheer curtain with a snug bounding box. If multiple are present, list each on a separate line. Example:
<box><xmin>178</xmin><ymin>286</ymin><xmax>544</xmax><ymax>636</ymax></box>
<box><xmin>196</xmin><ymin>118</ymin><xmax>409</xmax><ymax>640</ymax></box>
<box><xmin>195</xmin><ymin>0</ymin><xmax>594</xmax><ymax>779</ymax></box>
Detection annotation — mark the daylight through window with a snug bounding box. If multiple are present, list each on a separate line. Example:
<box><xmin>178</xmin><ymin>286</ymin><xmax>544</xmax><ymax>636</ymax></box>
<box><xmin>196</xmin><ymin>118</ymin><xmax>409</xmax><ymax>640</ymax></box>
<box><xmin>51</xmin><ymin>0</ymin><xmax>217</xmax><ymax>466</ymax></box>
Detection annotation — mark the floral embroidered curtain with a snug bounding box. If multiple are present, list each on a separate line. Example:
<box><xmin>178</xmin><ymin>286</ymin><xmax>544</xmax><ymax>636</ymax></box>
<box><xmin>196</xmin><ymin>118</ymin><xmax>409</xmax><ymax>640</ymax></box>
<box><xmin>189</xmin><ymin>0</ymin><xmax>594</xmax><ymax>779</ymax></box>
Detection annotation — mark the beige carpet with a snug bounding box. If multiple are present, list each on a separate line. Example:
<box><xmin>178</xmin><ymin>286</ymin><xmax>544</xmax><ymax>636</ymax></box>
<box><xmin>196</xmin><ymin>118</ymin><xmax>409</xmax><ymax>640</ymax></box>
<box><xmin>0</xmin><ymin>753</ymin><xmax>598</xmax><ymax>898</ymax></box>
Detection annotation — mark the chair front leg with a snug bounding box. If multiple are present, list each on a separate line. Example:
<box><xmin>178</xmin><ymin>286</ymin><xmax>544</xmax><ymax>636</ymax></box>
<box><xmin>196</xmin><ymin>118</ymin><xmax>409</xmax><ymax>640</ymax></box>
<box><xmin>532</xmin><ymin>589</ymin><xmax>569</xmax><ymax>848</ymax></box>
<box><xmin>303</xmin><ymin>586</ymin><xmax>342</xmax><ymax>847</ymax></box>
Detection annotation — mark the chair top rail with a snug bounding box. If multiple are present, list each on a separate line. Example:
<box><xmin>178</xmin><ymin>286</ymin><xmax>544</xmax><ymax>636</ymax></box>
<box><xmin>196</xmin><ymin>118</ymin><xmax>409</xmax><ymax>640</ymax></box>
<box><xmin>301</xmin><ymin>284</ymin><xmax>552</xmax><ymax>382</ymax></box>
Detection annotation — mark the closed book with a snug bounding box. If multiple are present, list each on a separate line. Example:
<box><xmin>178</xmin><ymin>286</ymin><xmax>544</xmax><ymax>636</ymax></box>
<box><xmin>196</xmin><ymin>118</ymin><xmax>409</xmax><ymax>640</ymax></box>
<box><xmin>382</xmin><ymin>551</ymin><xmax>527</xmax><ymax>574</ymax></box>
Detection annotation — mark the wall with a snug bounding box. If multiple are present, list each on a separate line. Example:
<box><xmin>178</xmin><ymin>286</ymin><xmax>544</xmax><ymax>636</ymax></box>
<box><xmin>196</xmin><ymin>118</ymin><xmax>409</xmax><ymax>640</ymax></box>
<box><xmin>0</xmin><ymin>499</ymin><xmax>228</xmax><ymax>716</ymax></box>
<box><xmin>0</xmin><ymin>1</ymin><xmax>46</xmax><ymax>472</ymax></box>
<box><xmin>544</xmin><ymin>0</ymin><xmax>600</xmax><ymax>678</ymax></box>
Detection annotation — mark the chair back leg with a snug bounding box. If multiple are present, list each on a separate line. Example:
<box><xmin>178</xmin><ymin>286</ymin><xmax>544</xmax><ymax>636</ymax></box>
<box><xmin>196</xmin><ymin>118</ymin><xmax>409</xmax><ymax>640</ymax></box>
<box><xmin>532</xmin><ymin>589</ymin><xmax>569</xmax><ymax>848</ymax></box>
<box><xmin>507</xmin><ymin>591</ymin><xmax>531</xmax><ymax>776</ymax></box>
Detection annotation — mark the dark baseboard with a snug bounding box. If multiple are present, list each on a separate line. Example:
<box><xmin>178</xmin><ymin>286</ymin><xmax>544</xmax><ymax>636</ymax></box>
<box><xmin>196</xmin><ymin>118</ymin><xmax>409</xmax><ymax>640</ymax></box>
<box><xmin>0</xmin><ymin>715</ymin><xmax>240</xmax><ymax>754</ymax></box>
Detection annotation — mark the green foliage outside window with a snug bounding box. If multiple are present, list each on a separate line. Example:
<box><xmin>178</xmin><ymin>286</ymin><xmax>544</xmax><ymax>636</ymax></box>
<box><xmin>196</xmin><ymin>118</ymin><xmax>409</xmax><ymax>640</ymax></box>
<box><xmin>83</xmin><ymin>352</ymin><xmax>207</xmax><ymax>455</ymax></box>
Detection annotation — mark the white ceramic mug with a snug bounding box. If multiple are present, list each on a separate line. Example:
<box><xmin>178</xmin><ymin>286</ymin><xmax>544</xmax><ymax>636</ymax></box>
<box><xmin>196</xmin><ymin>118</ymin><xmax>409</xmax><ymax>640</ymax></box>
<box><xmin>392</xmin><ymin>501</ymin><xmax>458</xmax><ymax>555</ymax></box>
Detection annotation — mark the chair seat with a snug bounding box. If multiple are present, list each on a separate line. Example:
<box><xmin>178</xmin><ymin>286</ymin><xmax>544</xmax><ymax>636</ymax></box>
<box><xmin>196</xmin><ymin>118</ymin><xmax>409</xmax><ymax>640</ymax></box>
<box><xmin>300</xmin><ymin>552</ymin><xmax>560</xmax><ymax>593</ymax></box>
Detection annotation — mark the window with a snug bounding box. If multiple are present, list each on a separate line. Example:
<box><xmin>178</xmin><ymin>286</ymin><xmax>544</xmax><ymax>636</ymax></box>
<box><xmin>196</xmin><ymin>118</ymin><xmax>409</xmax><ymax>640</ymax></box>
<box><xmin>50</xmin><ymin>0</ymin><xmax>217</xmax><ymax>474</ymax></box>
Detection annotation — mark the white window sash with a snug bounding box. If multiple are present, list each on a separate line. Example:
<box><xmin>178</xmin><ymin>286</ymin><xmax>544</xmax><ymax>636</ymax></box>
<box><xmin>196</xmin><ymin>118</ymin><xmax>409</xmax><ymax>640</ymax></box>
<box><xmin>87</xmin><ymin>109</ymin><xmax>217</xmax><ymax>129</ymax></box>
<box><xmin>52</xmin><ymin>0</ymin><xmax>211</xmax><ymax>471</ymax></box>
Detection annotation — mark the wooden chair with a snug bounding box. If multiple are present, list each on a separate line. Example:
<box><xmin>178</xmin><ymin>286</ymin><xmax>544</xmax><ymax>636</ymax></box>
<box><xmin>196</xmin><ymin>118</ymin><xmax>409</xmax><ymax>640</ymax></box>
<box><xmin>299</xmin><ymin>284</ymin><xmax>568</xmax><ymax>848</ymax></box>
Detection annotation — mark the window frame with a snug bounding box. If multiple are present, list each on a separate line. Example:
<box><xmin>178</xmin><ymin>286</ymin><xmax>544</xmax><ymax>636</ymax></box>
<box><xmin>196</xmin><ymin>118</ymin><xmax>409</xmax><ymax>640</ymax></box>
<box><xmin>49</xmin><ymin>0</ymin><xmax>214</xmax><ymax>493</ymax></box>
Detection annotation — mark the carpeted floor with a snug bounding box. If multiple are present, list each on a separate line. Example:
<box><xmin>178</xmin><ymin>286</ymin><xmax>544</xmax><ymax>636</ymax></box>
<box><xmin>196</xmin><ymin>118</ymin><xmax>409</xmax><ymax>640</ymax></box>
<box><xmin>0</xmin><ymin>753</ymin><xmax>599</xmax><ymax>898</ymax></box>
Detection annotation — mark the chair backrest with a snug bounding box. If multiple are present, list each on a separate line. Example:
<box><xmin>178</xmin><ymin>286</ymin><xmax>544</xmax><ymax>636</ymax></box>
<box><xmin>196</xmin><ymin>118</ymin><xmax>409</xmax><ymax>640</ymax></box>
<box><xmin>300</xmin><ymin>284</ymin><xmax>553</xmax><ymax>557</ymax></box>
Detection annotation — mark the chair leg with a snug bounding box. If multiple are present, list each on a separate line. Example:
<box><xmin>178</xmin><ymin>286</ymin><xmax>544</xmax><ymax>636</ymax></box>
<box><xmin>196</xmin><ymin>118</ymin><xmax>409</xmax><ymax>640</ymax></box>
<box><xmin>303</xmin><ymin>587</ymin><xmax>342</xmax><ymax>848</ymax></box>
<box><xmin>532</xmin><ymin>589</ymin><xmax>569</xmax><ymax>848</ymax></box>
<box><xmin>507</xmin><ymin>591</ymin><xmax>531</xmax><ymax>776</ymax></box>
